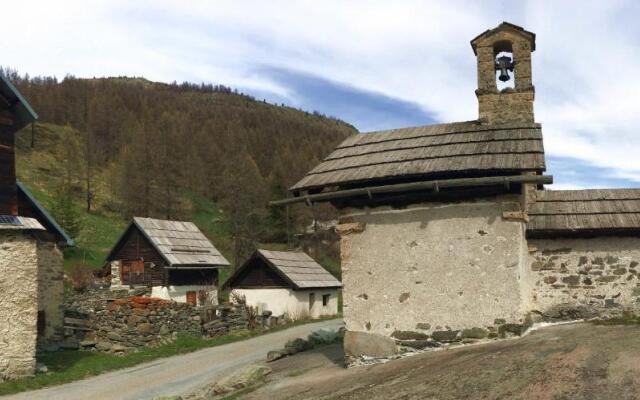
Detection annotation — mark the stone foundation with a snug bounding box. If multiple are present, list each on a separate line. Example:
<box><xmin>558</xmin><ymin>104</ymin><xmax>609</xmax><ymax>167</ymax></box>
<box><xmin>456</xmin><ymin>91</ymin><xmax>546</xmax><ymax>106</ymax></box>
<box><xmin>0</xmin><ymin>232</ymin><xmax>38</xmax><ymax>380</ymax></box>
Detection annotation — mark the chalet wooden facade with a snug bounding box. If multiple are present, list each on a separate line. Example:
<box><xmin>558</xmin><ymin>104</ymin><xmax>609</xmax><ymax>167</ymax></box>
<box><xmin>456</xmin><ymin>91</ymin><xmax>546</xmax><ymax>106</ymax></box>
<box><xmin>0</xmin><ymin>74</ymin><xmax>71</xmax><ymax>380</ymax></box>
<box><xmin>224</xmin><ymin>249</ymin><xmax>341</xmax><ymax>319</ymax></box>
<box><xmin>106</xmin><ymin>217</ymin><xmax>230</xmax><ymax>304</ymax></box>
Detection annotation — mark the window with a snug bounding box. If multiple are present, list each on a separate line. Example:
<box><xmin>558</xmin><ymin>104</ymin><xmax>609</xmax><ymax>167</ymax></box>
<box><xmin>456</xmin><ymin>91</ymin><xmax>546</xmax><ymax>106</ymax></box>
<box><xmin>309</xmin><ymin>293</ymin><xmax>315</xmax><ymax>311</ymax></box>
<box><xmin>322</xmin><ymin>294</ymin><xmax>331</xmax><ymax>307</ymax></box>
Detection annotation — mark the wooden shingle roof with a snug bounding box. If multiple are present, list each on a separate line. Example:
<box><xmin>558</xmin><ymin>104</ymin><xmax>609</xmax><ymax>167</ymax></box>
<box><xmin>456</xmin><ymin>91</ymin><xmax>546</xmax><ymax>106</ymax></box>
<box><xmin>107</xmin><ymin>217</ymin><xmax>230</xmax><ymax>267</ymax></box>
<box><xmin>224</xmin><ymin>249</ymin><xmax>342</xmax><ymax>290</ymax></box>
<box><xmin>290</xmin><ymin>121</ymin><xmax>546</xmax><ymax>193</ymax></box>
<box><xmin>527</xmin><ymin>189</ymin><xmax>640</xmax><ymax>236</ymax></box>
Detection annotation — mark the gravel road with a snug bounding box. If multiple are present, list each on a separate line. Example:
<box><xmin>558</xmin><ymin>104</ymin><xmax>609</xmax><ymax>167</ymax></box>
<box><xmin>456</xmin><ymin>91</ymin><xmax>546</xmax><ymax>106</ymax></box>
<box><xmin>3</xmin><ymin>319</ymin><xmax>343</xmax><ymax>400</ymax></box>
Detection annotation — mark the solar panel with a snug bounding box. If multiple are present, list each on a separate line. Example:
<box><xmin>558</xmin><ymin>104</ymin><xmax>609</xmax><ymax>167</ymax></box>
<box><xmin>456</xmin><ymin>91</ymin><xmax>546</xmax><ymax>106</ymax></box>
<box><xmin>0</xmin><ymin>215</ymin><xmax>22</xmax><ymax>225</ymax></box>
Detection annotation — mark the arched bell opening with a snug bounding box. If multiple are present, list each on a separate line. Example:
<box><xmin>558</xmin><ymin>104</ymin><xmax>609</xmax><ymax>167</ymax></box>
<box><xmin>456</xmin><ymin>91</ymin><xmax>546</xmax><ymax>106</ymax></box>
<box><xmin>493</xmin><ymin>40</ymin><xmax>515</xmax><ymax>90</ymax></box>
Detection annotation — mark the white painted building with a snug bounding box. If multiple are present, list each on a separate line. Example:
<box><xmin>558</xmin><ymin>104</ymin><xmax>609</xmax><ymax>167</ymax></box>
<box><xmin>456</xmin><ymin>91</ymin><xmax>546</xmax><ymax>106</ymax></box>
<box><xmin>224</xmin><ymin>249</ymin><xmax>341</xmax><ymax>319</ymax></box>
<box><xmin>106</xmin><ymin>217</ymin><xmax>229</xmax><ymax>305</ymax></box>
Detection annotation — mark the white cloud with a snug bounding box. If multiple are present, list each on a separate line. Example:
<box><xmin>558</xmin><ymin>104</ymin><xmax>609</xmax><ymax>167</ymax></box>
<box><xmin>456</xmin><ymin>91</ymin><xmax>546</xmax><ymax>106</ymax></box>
<box><xmin>4</xmin><ymin>0</ymin><xmax>640</xmax><ymax>185</ymax></box>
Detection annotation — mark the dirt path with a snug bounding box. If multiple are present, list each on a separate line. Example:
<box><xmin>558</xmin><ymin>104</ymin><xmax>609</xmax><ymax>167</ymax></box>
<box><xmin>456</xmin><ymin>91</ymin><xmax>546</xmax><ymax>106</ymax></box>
<box><xmin>248</xmin><ymin>322</ymin><xmax>640</xmax><ymax>400</ymax></box>
<box><xmin>2</xmin><ymin>319</ymin><xmax>343</xmax><ymax>400</ymax></box>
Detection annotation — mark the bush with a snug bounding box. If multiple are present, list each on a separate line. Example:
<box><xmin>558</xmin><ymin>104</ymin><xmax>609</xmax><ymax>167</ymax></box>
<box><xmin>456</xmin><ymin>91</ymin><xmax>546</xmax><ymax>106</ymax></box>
<box><xmin>69</xmin><ymin>263</ymin><xmax>94</xmax><ymax>292</ymax></box>
<box><xmin>231</xmin><ymin>292</ymin><xmax>259</xmax><ymax>330</ymax></box>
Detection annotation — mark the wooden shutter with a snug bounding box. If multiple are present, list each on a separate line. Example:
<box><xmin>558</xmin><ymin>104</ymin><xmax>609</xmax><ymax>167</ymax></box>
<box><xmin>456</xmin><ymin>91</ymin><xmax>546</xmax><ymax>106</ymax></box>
<box><xmin>121</xmin><ymin>263</ymin><xmax>130</xmax><ymax>284</ymax></box>
<box><xmin>186</xmin><ymin>291</ymin><xmax>197</xmax><ymax>305</ymax></box>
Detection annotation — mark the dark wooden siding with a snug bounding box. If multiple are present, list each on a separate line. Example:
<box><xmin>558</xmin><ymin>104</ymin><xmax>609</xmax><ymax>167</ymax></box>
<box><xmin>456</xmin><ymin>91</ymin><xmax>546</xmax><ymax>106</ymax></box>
<box><xmin>111</xmin><ymin>227</ymin><xmax>168</xmax><ymax>286</ymax></box>
<box><xmin>0</xmin><ymin>129</ymin><xmax>17</xmax><ymax>215</ymax></box>
<box><xmin>168</xmin><ymin>269</ymin><xmax>218</xmax><ymax>286</ymax></box>
<box><xmin>230</xmin><ymin>258</ymin><xmax>289</xmax><ymax>288</ymax></box>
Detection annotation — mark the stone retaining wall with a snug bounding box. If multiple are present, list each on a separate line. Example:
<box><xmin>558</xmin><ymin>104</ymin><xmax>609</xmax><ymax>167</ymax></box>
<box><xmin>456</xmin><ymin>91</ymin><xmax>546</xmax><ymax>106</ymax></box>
<box><xmin>63</xmin><ymin>293</ymin><xmax>249</xmax><ymax>353</ymax></box>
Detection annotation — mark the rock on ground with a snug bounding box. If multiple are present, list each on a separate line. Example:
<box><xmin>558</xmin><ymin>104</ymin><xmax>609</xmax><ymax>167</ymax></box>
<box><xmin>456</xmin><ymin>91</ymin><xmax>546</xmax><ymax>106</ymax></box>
<box><xmin>244</xmin><ymin>322</ymin><xmax>640</xmax><ymax>400</ymax></box>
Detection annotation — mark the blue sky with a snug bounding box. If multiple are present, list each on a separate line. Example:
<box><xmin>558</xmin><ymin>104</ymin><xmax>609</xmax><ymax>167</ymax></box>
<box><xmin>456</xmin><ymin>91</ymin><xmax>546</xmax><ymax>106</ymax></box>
<box><xmin>4</xmin><ymin>0</ymin><xmax>640</xmax><ymax>189</ymax></box>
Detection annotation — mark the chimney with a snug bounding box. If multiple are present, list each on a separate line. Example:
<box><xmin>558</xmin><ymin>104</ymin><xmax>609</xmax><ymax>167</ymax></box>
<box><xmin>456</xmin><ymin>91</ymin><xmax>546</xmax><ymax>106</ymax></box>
<box><xmin>471</xmin><ymin>22</ymin><xmax>536</xmax><ymax>125</ymax></box>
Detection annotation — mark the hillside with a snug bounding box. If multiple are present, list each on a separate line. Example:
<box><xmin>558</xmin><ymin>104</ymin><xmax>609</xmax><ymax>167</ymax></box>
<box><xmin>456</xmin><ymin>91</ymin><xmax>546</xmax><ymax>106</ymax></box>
<box><xmin>9</xmin><ymin>72</ymin><xmax>355</xmax><ymax>275</ymax></box>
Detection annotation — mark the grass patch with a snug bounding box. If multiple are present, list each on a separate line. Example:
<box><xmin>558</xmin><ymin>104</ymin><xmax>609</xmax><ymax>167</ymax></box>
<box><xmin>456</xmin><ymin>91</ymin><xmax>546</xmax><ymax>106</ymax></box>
<box><xmin>0</xmin><ymin>317</ymin><xmax>340</xmax><ymax>396</ymax></box>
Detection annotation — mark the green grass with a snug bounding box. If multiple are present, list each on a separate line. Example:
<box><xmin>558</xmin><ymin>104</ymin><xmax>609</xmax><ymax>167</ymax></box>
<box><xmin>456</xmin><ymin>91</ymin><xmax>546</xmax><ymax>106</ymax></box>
<box><xmin>0</xmin><ymin>316</ymin><xmax>340</xmax><ymax>396</ymax></box>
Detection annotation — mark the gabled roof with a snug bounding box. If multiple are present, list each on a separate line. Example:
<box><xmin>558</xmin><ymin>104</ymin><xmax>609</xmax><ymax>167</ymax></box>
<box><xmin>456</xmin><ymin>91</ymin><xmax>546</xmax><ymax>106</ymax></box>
<box><xmin>470</xmin><ymin>21</ymin><xmax>536</xmax><ymax>55</ymax></box>
<box><xmin>0</xmin><ymin>74</ymin><xmax>38</xmax><ymax>132</ymax></box>
<box><xmin>224</xmin><ymin>249</ymin><xmax>342</xmax><ymax>290</ymax></box>
<box><xmin>16</xmin><ymin>181</ymin><xmax>75</xmax><ymax>246</ymax></box>
<box><xmin>527</xmin><ymin>189</ymin><xmax>640</xmax><ymax>236</ymax></box>
<box><xmin>106</xmin><ymin>217</ymin><xmax>230</xmax><ymax>267</ymax></box>
<box><xmin>290</xmin><ymin>121</ymin><xmax>546</xmax><ymax>193</ymax></box>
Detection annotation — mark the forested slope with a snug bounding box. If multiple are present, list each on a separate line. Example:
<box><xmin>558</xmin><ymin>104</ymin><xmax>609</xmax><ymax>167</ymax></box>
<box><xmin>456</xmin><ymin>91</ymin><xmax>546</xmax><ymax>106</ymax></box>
<box><xmin>6</xmin><ymin>70</ymin><xmax>355</xmax><ymax>270</ymax></box>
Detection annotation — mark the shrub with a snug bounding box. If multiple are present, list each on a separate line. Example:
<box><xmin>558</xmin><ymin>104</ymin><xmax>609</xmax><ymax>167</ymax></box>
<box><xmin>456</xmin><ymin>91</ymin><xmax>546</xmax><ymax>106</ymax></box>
<box><xmin>230</xmin><ymin>292</ymin><xmax>259</xmax><ymax>330</ymax></box>
<box><xmin>69</xmin><ymin>263</ymin><xmax>94</xmax><ymax>292</ymax></box>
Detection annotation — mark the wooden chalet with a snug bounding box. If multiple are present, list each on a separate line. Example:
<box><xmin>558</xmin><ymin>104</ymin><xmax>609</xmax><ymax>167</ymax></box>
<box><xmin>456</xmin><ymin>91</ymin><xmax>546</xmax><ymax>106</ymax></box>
<box><xmin>106</xmin><ymin>217</ymin><xmax>229</xmax><ymax>304</ymax></box>
<box><xmin>223</xmin><ymin>249</ymin><xmax>341</xmax><ymax>318</ymax></box>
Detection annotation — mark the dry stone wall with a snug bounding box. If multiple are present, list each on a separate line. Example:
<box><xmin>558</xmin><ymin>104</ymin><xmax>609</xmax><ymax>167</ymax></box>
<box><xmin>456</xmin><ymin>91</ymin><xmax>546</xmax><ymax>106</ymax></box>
<box><xmin>0</xmin><ymin>232</ymin><xmax>38</xmax><ymax>380</ymax></box>
<box><xmin>63</xmin><ymin>291</ymin><xmax>249</xmax><ymax>353</ymax></box>
<box><xmin>528</xmin><ymin>238</ymin><xmax>640</xmax><ymax>318</ymax></box>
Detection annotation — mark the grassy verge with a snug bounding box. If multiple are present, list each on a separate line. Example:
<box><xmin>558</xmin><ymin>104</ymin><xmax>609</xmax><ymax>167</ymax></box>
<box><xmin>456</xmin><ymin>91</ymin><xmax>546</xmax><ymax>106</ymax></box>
<box><xmin>0</xmin><ymin>316</ymin><xmax>340</xmax><ymax>396</ymax></box>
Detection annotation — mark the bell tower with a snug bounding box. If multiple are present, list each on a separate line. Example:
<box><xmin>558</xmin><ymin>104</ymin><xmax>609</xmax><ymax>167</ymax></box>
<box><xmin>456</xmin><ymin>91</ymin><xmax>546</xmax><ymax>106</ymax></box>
<box><xmin>471</xmin><ymin>22</ymin><xmax>536</xmax><ymax>125</ymax></box>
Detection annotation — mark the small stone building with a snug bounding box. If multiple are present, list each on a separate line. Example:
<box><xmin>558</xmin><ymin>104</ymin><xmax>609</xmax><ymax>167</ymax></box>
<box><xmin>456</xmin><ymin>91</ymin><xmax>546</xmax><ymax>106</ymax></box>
<box><xmin>106</xmin><ymin>217</ymin><xmax>230</xmax><ymax>304</ymax></box>
<box><xmin>281</xmin><ymin>22</ymin><xmax>640</xmax><ymax>359</ymax></box>
<box><xmin>223</xmin><ymin>249</ymin><xmax>341</xmax><ymax>319</ymax></box>
<box><xmin>0</xmin><ymin>75</ymin><xmax>72</xmax><ymax>380</ymax></box>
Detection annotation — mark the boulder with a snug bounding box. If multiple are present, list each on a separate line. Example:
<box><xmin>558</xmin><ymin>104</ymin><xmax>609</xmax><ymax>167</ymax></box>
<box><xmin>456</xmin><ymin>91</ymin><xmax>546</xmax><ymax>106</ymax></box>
<box><xmin>391</xmin><ymin>330</ymin><xmax>429</xmax><ymax>340</ymax></box>
<box><xmin>267</xmin><ymin>350</ymin><xmax>287</xmax><ymax>362</ymax></box>
<box><xmin>431</xmin><ymin>330</ymin><xmax>460</xmax><ymax>343</ymax></box>
<box><xmin>285</xmin><ymin>338</ymin><xmax>313</xmax><ymax>354</ymax></box>
<box><xmin>461</xmin><ymin>327</ymin><xmax>488</xmax><ymax>339</ymax></box>
<box><xmin>308</xmin><ymin>328</ymin><xmax>340</xmax><ymax>345</ymax></box>
<box><xmin>211</xmin><ymin>364</ymin><xmax>272</xmax><ymax>395</ymax></box>
<box><xmin>344</xmin><ymin>331</ymin><xmax>398</xmax><ymax>358</ymax></box>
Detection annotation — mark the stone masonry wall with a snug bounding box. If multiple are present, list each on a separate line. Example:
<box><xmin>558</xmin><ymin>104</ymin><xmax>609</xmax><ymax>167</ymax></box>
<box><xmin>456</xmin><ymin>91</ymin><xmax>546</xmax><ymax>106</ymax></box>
<box><xmin>63</xmin><ymin>294</ymin><xmax>249</xmax><ymax>353</ymax></box>
<box><xmin>37</xmin><ymin>242</ymin><xmax>64</xmax><ymax>348</ymax></box>
<box><xmin>0</xmin><ymin>232</ymin><xmax>38</xmax><ymax>380</ymax></box>
<box><xmin>475</xmin><ymin>27</ymin><xmax>535</xmax><ymax>125</ymax></box>
<box><xmin>528</xmin><ymin>238</ymin><xmax>640</xmax><ymax>318</ymax></box>
<box><xmin>339</xmin><ymin>195</ymin><xmax>530</xmax><ymax>358</ymax></box>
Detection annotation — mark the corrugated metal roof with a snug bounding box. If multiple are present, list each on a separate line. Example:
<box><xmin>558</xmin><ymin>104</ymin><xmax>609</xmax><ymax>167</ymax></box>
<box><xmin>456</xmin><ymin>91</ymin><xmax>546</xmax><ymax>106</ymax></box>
<box><xmin>527</xmin><ymin>189</ymin><xmax>640</xmax><ymax>235</ymax></box>
<box><xmin>290</xmin><ymin>121</ymin><xmax>546</xmax><ymax>192</ymax></box>
<box><xmin>110</xmin><ymin>217</ymin><xmax>230</xmax><ymax>267</ymax></box>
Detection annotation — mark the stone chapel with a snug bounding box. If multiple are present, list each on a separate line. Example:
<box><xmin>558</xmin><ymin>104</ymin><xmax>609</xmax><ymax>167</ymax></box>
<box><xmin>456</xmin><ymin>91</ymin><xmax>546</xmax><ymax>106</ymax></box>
<box><xmin>279</xmin><ymin>22</ymin><xmax>640</xmax><ymax>360</ymax></box>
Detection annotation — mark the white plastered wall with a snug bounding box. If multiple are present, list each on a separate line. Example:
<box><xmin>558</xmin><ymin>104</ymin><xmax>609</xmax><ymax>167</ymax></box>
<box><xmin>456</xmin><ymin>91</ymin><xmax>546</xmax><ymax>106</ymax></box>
<box><xmin>231</xmin><ymin>288</ymin><xmax>339</xmax><ymax>319</ymax></box>
<box><xmin>339</xmin><ymin>195</ymin><xmax>529</xmax><ymax>337</ymax></box>
<box><xmin>151</xmin><ymin>285</ymin><xmax>218</xmax><ymax>305</ymax></box>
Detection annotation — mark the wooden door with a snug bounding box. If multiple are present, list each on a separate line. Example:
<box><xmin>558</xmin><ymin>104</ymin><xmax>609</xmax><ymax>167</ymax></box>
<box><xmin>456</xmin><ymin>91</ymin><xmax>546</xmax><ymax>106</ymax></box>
<box><xmin>186</xmin><ymin>291</ymin><xmax>197</xmax><ymax>305</ymax></box>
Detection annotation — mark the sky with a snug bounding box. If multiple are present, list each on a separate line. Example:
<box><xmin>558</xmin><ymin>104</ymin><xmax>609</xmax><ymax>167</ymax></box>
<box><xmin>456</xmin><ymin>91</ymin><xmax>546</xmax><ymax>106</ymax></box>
<box><xmin>4</xmin><ymin>0</ymin><xmax>640</xmax><ymax>190</ymax></box>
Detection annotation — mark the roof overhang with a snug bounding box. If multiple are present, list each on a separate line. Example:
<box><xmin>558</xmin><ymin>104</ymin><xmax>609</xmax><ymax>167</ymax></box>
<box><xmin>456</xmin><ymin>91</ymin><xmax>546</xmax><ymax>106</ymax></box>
<box><xmin>470</xmin><ymin>21</ymin><xmax>536</xmax><ymax>55</ymax></box>
<box><xmin>271</xmin><ymin>174</ymin><xmax>553</xmax><ymax>207</ymax></box>
<box><xmin>17</xmin><ymin>181</ymin><xmax>75</xmax><ymax>246</ymax></box>
<box><xmin>0</xmin><ymin>74</ymin><xmax>38</xmax><ymax>132</ymax></box>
